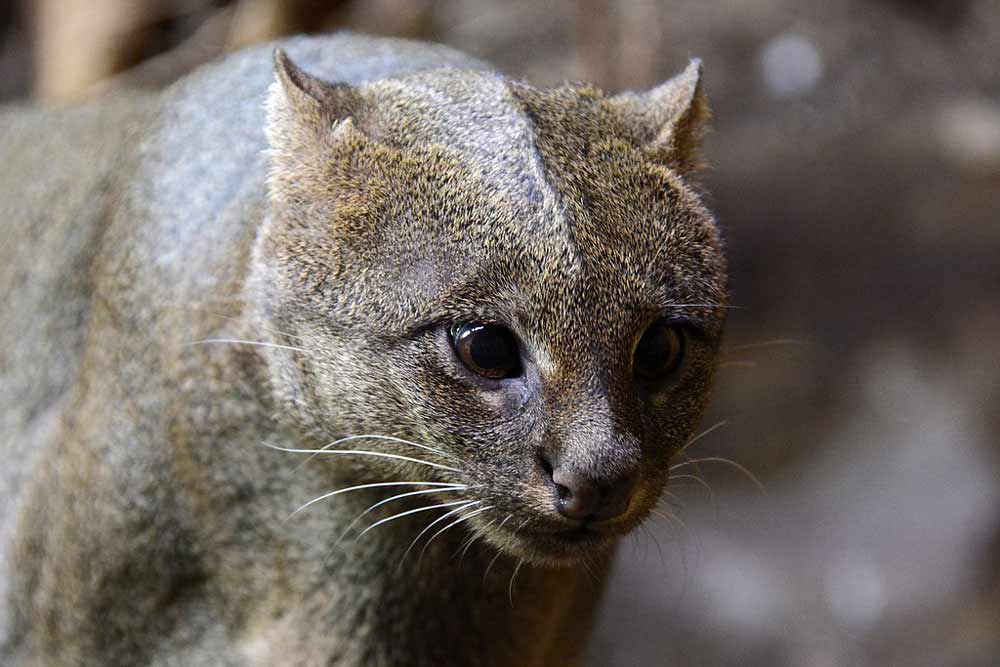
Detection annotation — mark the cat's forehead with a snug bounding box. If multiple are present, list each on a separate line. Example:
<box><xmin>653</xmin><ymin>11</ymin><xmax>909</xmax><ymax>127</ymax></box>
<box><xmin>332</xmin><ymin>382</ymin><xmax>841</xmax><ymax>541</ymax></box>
<box><xmin>372</xmin><ymin>144</ymin><xmax>724</xmax><ymax>341</ymax></box>
<box><xmin>363</xmin><ymin>71</ymin><xmax>719</xmax><ymax>276</ymax></box>
<box><xmin>363</xmin><ymin>70</ymin><xmax>564</xmax><ymax>210</ymax></box>
<box><xmin>321</xmin><ymin>73</ymin><xmax>725</xmax><ymax>333</ymax></box>
<box><xmin>439</xmin><ymin>165</ymin><xmax>725</xmax><ymax>335</ymax></box>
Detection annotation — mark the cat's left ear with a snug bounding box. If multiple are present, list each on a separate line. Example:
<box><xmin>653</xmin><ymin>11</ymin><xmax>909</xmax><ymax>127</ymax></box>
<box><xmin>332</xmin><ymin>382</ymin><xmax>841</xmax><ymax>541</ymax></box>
<box><xmin>610</xmin><ymin>59</ymin><xmax>709</xmax><ymax>175</ymax></box>
<box><xmin>266</xmin><ymin>48</ymin><xmax>364</xmax><ymax>155</ymax></box>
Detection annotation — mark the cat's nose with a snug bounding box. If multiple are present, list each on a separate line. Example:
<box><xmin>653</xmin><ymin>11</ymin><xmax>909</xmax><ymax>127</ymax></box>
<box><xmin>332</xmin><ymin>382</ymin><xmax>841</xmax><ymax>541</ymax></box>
<box><xmin>550</xmin><ymin>466</ymin><xmax>637</xmax><ymax>522</ymax></box>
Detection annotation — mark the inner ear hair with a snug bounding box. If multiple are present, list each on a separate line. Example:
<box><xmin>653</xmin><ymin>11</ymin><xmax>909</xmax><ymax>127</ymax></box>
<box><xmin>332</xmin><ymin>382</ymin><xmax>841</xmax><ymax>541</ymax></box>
<box><xmin>610</xmin><ymin>59</ymin><xmax>710</xmax><ymax>175</ymax></box>
<box><xmin>266</xmin><ymin>48</ymin><xmax>369</xmax><ymax>167</ymax></box>
<box><xmin>273</xmin><ymin>48</ymin><xmax>359</xmax><ymax>116</ymax></box>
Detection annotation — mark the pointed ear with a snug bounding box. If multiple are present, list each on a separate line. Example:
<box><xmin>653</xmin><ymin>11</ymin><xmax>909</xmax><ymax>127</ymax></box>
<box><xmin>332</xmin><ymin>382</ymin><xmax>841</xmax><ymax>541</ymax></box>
<box><xmin>610</xmin><ymin>59</ymin><xmax>710</xmax><ymax>174</ymax></box>
<box><xmin>265</xmin><ymin>48</ymin><xmax>362</xmax><ymax>156</ymax></box>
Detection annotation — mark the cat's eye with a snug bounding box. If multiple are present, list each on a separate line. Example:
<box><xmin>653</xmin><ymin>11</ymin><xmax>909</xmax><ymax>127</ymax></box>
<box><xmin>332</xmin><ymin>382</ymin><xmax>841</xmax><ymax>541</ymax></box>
<box><xmin>450</xmin><ymin>323</ymin><xmax>522</xmax><ymax>380</ymax></box>
<box><xmin>634</xmin><ymin>322</ymin><xmax>685</xmax><ymax>381</ymax></box>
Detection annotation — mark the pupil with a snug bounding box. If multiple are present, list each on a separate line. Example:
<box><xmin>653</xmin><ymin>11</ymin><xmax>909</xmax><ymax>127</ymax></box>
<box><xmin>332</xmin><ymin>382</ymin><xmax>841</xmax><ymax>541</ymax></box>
<box><xmin>470</xmin><ymin>329</ymin><xmax>513</xmax><ymax>370</ymax></box>
<box><xmin>635</xmin><ymin>324</ymin><xmax>682</xmax><ymax>379</ymax></box>
<box><xmin>452</xmin><ymin>323</ymin><xmax>522</xmax><ymax>379</ymax></box>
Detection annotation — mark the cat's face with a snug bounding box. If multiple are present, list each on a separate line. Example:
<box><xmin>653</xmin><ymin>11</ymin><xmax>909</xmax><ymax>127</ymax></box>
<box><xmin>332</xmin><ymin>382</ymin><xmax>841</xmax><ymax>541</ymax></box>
<box><xmin>256</xmin><ymin>54</ymin><xmax>726</xmax><ymax>565</ymax></box>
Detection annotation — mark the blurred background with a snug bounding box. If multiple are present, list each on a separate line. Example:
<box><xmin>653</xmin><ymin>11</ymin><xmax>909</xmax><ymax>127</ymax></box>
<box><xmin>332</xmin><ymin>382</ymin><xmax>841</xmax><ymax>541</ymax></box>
<box><xmin>2</xmin><ymin>0</ymin><xmax>997</xmax><ymax>664</ymax></box>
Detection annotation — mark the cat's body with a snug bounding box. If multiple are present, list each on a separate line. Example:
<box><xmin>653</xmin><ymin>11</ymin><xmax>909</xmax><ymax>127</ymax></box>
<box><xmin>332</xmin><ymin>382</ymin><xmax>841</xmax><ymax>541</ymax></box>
<box><xmin>0</xmin><ymin>34</ymin><xmax>726</xmax><ymax>666</ymax></box>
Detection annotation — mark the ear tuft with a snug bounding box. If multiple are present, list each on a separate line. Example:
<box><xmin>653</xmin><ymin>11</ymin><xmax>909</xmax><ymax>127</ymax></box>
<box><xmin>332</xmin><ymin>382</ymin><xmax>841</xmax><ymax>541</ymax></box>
<box><xmin>612</xmin><ymin>59</ymin><xmax>710</xmax><ymax>174</ymax></box>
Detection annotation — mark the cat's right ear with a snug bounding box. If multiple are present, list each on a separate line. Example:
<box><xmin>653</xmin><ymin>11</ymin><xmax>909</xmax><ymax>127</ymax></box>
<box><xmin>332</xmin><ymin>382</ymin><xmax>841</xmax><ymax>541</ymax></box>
<box><xmin>266</xmin><ymin>49</ymin><xmax>364</xmax><ymax>156</ymax></box>
<box><xmin>610</xmin><ymin>60</ymin><xmax>709</xmax><ymax>175</ymax></box>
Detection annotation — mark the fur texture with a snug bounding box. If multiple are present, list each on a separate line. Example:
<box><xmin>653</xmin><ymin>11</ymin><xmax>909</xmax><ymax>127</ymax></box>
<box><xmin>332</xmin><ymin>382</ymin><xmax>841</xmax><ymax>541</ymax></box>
<box><xmin>0</xmin><ymin>33</ymin><xmax>726</xmax><ymax>666</ymax></box>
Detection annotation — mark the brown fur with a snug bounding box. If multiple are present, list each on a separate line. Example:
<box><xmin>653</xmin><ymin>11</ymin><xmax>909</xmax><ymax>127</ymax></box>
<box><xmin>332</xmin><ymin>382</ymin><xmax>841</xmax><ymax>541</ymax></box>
<box><xmin>0</xmin><ymin>34</ymin><xmax>725</xmax><ymax>666</ymax></box>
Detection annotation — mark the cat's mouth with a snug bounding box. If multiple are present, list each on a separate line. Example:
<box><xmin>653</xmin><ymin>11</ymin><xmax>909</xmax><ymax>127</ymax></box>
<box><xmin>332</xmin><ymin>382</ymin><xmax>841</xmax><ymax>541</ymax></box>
<box><xmin>472</xmin><ymin>480</ymin><xmax>656</xmax><ymax>565</ymax></box>
<box><xmin>501</xmin><ymin>520</ymin><xmax>621</xmax><ymax>564</ymax></box>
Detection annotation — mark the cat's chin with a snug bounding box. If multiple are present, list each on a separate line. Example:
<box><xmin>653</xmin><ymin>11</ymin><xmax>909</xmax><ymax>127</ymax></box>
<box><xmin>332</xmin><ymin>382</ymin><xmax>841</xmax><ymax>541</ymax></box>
<box><xmin>489</xmin><ymin>522</ymin><xmax>621</xmax><ymax>567</ymax></box>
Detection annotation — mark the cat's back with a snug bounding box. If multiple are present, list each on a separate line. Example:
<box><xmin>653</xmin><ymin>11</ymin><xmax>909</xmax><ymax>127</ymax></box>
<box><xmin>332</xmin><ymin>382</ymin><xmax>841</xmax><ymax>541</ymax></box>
<box><xmin>0</xmin><ymin>98</ymin><xmax>153</xmax><ymax>649</ymax></box>
<box><xmin>0</xmin><ymin>97</ymin><xmax>152</xmax><ymax>470</ymax></box>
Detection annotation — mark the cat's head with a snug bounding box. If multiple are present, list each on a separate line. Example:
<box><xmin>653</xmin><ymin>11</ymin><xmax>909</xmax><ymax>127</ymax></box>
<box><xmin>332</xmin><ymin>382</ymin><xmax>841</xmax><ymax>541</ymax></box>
<box><xmin>252</xmin><ymin>49</ymin><xmax>726</xmax><ymax>566</ymax></box>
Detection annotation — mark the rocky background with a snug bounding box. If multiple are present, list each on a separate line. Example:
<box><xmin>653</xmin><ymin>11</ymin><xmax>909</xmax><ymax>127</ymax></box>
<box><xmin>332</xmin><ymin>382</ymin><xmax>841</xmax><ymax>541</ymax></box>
<box><xmin>2</xmin><ymin>1</ymin><xmax>998</xmax><ymax>664</ymax></box>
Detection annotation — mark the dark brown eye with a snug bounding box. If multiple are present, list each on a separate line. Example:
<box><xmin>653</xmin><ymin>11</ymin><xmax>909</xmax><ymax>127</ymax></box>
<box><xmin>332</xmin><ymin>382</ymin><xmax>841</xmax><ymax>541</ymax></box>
<box><xmin>634</xmin><ymin>322</ymin><xmax>685</xmax><ymax>381</ymax></box>
<box><xmin>450</xmin><ymin>323</ymin><xmax>522</xmax><ymax>379</ymax></box>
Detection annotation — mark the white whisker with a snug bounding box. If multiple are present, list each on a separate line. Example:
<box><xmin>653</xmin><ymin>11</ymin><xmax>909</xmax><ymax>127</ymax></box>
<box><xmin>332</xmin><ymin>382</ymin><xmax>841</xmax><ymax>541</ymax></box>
<box><xmin>666</xmin><ymin>473</ymin><xmax>715</xmax><ymax>502</ymax></box>
<box><xmin>650</xmin><ymin>507</ymin><xmax>694</xmax><ymax>596</ymax></box>
<box><xmin>675</xmin><ymin>420</ymin><xmax>728</xmax><ymax>457</ymax></box>
<box><xmin>484</xmin><ymin>550</ymin><xmax>504</xmax><ymax>584</ymax></box>
<box><xmin>481</xmin><ymin>513</ymin><xmax>514</xmax><ymax>584</ymax></box>
<box><xmin>356</xmin><ymin>500</ymin><xmax>472</xmax><ymax>540</ymax></box>
<box><xmin>458</xmin><ymin>516</ymin><xmax>495</xmax><ymax>562</ymax></box>
<box><xmin>287</xmin><ymin>482</ymin><xmax>466</xmax><ymax>520</ymax></box>
<box><xmin>728</xmin><ymin>338</ymin><xmax>805</xmax><ymax>352</ymax></box>
<box><xmin>650</xmin><ymin>507</ymin><xmax>690</xmax><ymax>533</ymax></box>
<box><xmin>335</xmin><ymin>487</ymin><xmax>470</xmax><ymax>547</ymax></box>
<box><xmin>300</xmin><ymin>434</ymin><xmax>459</xmax><ymax>468</ymax></box>
<box><xmin>399</xmin><ymin>500</ymin><xmax>481</xmax><ymax>568</ymax></box>
<box><xmin>261</xmin><ymin>443</ymin><xmax>462</xmax><ymax>473</ymax></box>
<box><xmin>418</xmin><ymin>505</ymin><xmax>492</xmax><ymax>563</ymax></box>
<box><xmin>494</xmin><ymin>513</ymin><xmax>514</xmax><ymax>533</ymax></box>
<box><xmin>189</xmin><ymin>338</ymin><xmax>310</xmax><ymax>353</ymax></box>
<box><xmin>669</xmin><ymin>457</ymin><xmax>766</xmax><ymax>493</ymax></box>
<box><xmin>508</xmin><ymin>558</ymin><xmax>524</xmax><ymax>606</ymax></box>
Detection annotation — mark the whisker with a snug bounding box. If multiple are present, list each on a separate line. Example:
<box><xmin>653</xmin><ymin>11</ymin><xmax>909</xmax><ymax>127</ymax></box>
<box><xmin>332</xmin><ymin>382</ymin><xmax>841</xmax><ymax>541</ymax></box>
<box><xmin>508</xmin><ymin>558</ymin><xmax>525</xmax><ymax>606</ymax></box>
<box><xmin>640</xmin><ymin>524</ymin><xmax>667</xmax><ymax>570</ymax></box>
<box><xmin>669</xmin><ymin>457</ymin><xmax>766</xmax><ymax>493</ymax></box>
<box><xmin>650</xmin><ymin>507</ymin><xmax>691</xmax><ymax>534</ymax></box>
<box><xmin>666</xmin><ymin>473</ymin><xmax>716</xmax><ymax>505</ymax></box>
<box><xmin>261</xmin><ymin>443</ymin><xmax>462</xmax><ymax>473</ymax></box>
<box><xmin>579</xmin><ymin>555</ymin><xmax>598</xmax><ymax>586</ymax></box>
<box><xmin>651</xmin><ymin>506</ymin><xmax>697</xmax><ymax>567</ymax></box>
<box><xmin>585</xmin><ymin>554</ymin><xmax>603</xmax><ymax>590</ymax></box>
<box><xmin>484</xmin><ymin>550</ymin><xmax>505</xmax><ymax>584</ymax></box>
<box><xmin>659</xmin><ymin>489</ymin><xmax>684</xmax><ymax>511</ymax></box>
<box><xmin>494</xmin><ymin>514</ymin><xmax>514</xmax><ymax>533</ymax></box>
<box><xmin>399</xmin><ymin>500</ymin><xmax>481</xmax><ymax>568</ymax></box>
<box><xmin>675</xmin><ymin>420</ymin><xmax>728</xmax><ymax>458</ymax></box>
<box><xmin>482</xmin><ymin>513</ymin><xmax>513</xmax><ymax>584</ymax></box>
<box><xmin>668</xmin><ymin>303</ymin><xmax>741</xmax><ymax>310</ymax></box>
<box><xmin>189</xmin><ymin>338</ymin><xmax>311</xmax><ymax>353</ymax></box>
<box><xmin>728</xmin><ymin>338</ymin><xmax>806</xmax><ymax>352</ymax></box>
<box><xmin>418</xmin><ymin>506</ymin><xmax>492</xmax><ymax>564</ymax></box>
<box><xmin>336</xmin><ymin>487</ymin><xmax>470</xmax><ymax>547</ymax></box>
<box><xmin>356</xmin><ymin>499</ymin><xmax>472</xmax><ymax>540</ymax></box>
<box><xmin>287</xmin><ymin>482</ymin><xmax>465</xmax><ymax>520</ymax></box>
<box><xmin>512</xmin><ymin>517</ymin><xmax>531</xmax><ymax>538</ymax></box>
<box><xmin>649</xmin><ymin>507</ymin><xmax>694</xmax><ymax>605</ymax></box>
<box><xmin>299</xmin><ymin>434</ymin><xmax>459</xmax><ymax>469</ymax></box>
<box><xmin>457</xmin><ymin>515</ymin><xmax>496</xmax><ymax>562</ymax></box>
<box><xmin>456</xmin><ymin>529</ymin><xmax>480</xmax><ymax>562</ymax></box>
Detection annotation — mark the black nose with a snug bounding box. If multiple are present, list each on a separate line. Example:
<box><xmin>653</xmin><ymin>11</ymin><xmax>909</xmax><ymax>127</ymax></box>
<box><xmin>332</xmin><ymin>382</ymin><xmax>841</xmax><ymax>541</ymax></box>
<box><xmin>549</xmin><ymin>466</ymin><xmax>638</xmax><ymax>522</ymax></box>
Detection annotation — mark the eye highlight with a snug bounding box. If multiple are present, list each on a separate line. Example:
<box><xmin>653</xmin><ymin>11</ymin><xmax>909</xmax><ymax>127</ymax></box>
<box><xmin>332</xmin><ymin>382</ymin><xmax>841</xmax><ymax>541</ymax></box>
<box><xmin>634</xmin><ymin>321</ymin><xmax>686</xmax><ymax>381</ymax></box>
<box><xmin>450</xmin><ymin>323</ymin><xmax>522</xmax><ymax>380</ymax></box>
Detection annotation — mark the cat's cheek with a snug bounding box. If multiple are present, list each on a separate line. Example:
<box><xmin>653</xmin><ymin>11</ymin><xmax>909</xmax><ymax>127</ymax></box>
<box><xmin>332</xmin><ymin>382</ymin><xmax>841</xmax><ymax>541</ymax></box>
<box><xmin>476</xmin><ymin>379</ymin><xmax>532</xmax><ymax>415</ymax></box>
<box><xmin>432</xmin><ymin>376</ymin><xmax>532</xmax><ymax>424</ymax></box>
<box><xmin>408</xmin><ymin>345</ymin><xmax>528</xmax><ymax>431</ymax></box>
